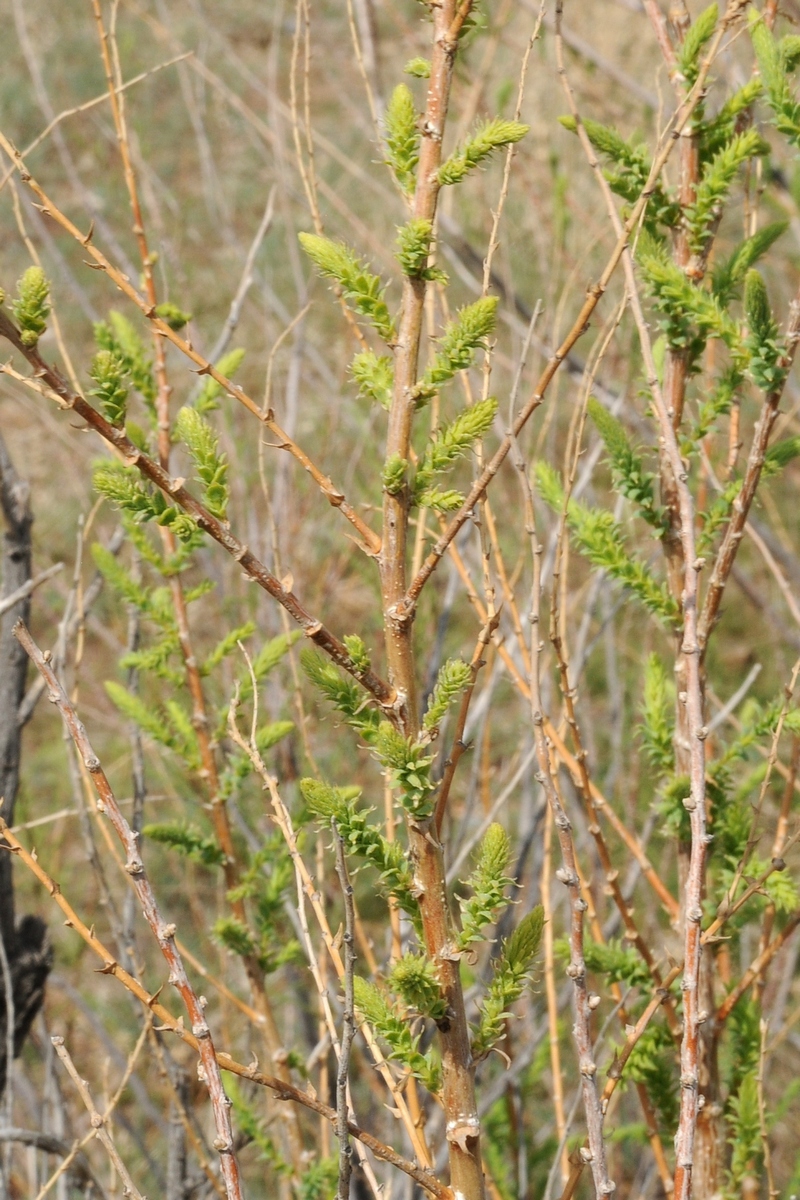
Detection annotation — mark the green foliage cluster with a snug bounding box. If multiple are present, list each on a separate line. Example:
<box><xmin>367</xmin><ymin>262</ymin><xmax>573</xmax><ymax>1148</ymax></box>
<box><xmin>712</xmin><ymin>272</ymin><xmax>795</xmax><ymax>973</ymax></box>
<box><xmin>351</xmin><ymin>350</ymin><xmax>393</xmax><ymax>410</ymax></box>
<box><xmin>423</xmin><ymin>658</ymin><xmax>472</xmax><ymax>732</ymax></box>
<box><xmin>438</xmin><ymin>119</ymin><xmax>528</xmax><ymax>186</ymax></box>
<box><xmin>218</xmin><ymin>836</ymin><xmax>301</xmax><ymax>973</ymax></box>
<box><xmin>194</xmin><ymin>347</ymin><xmax>246</xmax><ymax>415</ymax></box>
<box><xmin>535</xmin><ymin>461</ymin><xmax>679</xmax><ymax>624</ymax></box>
<box><xmin>94</xmin><ymin>311</ymin><xmax>156</xmax><ymax>416</ymax></box>
<box><xmin>353</xmin><ymin>976</ymin><xmax>441</xmax><ymax>1092</ymax></box>
<box><xmin>176</xmin><ymin>405</ymin><xmax>229</xmax><ymax>520</ymax></box>
<box><xmin>413</xmin><ymin>396</ymin><xmax>497</xmax><ymax>512</ymax></box>
<box><xmin>374</xmin><ymin>723</ymin><xmax>437</xmax><ymax>820</ymax></box>
<box><xmin>457</xmin><ymin>823</ymin><xmax>514</xmax><ymax>952</ymax></box>
<box><xmin>299</xmin><ymin>778</ymin><xmax>420</xmax><ymax>924</ymax></box>
<box><xmin>12</xmin><ymin>265</ymin><xmax>50</xmax><ymax>346</ymax></box>
<box><xmin>418</xmin><ymin>297</ymin><xmax>498</xmax><ymax>396</ymax></box>
<box><xmin>639</xmin><ymin>654</ymin><xmax>675</xmax><ymax>777</ymax></box>
<box><xmin>299</xmin><ymin>232</ymin><xmax>396</xmax><ymax>342</ymax></box>
<box><xmin>300</xmin><ymin>649</ymin><xmax>381</xmax><ymax>741</ymax></box>
<box><xmin>142</xmin><ymin>820</ymin><xmax>225</xmax><ymax>866</ymax></box>
<box><xmin>558</xmin><ymin>116</ymin><xmax>679</xmax><ymax>230</ymax></box>
<box><xmin>472</xmin><ymin>907</ymin><xmax>544</xmax><ymax>1058</ymax></box>
<box><xmin>388</xmin><ymin>953</ymin><xmax>447</xmax><ymax>1021</ymax></box>
<box><xmin>384</xmin><ymin>83</ymin><xmax>419</xmax><ymax>193</ymax></box>
<box><xmin>587</xmin><ymin>398</ymin><xmax>665</xmax><ymax>532</ymax></box>
<box><xmin>93</xmin><ymin>460</ymin><xmax>200</xmax><ymax>543</ymax></box>
<box><xmin>89</xmin><ymin>349</ymin><xmax>128</xmax><ymax>427</ymax></box>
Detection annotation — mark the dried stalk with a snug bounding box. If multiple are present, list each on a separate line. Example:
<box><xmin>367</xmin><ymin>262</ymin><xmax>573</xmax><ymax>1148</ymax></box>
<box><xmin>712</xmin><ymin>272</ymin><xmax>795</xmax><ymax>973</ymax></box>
<box><xmin>51</xmin><ymin>1035</ymin><xmax>145</xmax><ymax>1200</ymax></box>
<box><xmin>0</xmin><ymin>818</ymin><xmax>451</xmax><ymax>1199</ymax></box>
<box><xmin>333</xmin><ymin>827</ymin><xmax>356</xmax><ymax>1200</ymax></box>
<box><xmin>512</xmin><ymin>436</ymin><xmax>612</xmax><ymax>1196</ymax></box>
<box><xmin>13</xmin><ymin>622</ymin><xmax>244</xmax><ymax>1200</ymax></box>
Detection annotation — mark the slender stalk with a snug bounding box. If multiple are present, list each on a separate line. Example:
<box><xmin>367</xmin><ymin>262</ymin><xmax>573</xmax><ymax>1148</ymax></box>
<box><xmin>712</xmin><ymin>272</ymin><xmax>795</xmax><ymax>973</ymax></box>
<box><xmin>333</xmin><ymin>826</ymin><xmax>356</xmax><ymax>1200</ymax></box>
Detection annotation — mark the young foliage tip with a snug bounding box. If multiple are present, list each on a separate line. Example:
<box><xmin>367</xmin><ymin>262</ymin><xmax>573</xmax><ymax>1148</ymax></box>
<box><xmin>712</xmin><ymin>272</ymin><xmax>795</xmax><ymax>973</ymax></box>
<box><xmin>472</xmin><ymin>906</ymin><xmax>544</xmax><ymax>1058</ymax></box>
<box><xmin>404</xmin><ymin>57</ymin><xmax>431</xmax><ymax>78</ymax></box>
<box><xmin>385</xmin><ymin>84</ymin><xmax>419</xmax><ymax>194</ymax></box>
<box><xmin>353</xmin><ymin>977</ymin><xmax>441</xmax><ymax>1092</ymax></box>
<box><xmin>678</xmin><ymin>3</ymin><xmax>718</xmax><ymax>85</ymax></box>
<box><xmin>352</xmin><ymin>351</ymin><xmax>394</xmax><ymax>410</ymax></box>
<box><xmin>343</xmin><ymin>634</ymin><xmax>371</xmax><ymax>673</ymax></box>
<box><xmin>176</xmin><ymin>406</ymin><xmax>229</xmax><ymax>520</ymax></box>
<box><xmin>95</xmin><ymin>311</ymin><xmax>156</xmax><ymax>412</ymax></box>
<box><xmin>587</xmin><ymin>398</ymin><xmax>665</xmax><ymax>532</ymax></box>
<box><xmin>438</xmin><ymin>119</ymin><xmax>528</xmax><ymax>186</ymax></box>
<box><xmin>375</xmin><ymin>723</ymin><xmax>436</xmax><ymax>819</ymax></box>
<box><xmin>299</xmin><ymin>233</ymin><xmax>396</xmax><ymax>342</ymax></box>
<box><xmin>420</xmin><ymin>299</ymin><xmax>499</xmax><ymax>395</ymax></box>
<box><xmin>12</xmin><ymin>266</ymin><xmax>50</xmax><ymax>346</ymax></box>
<box><xmin>423</xmin><ymin>658</ymin><xmax>472</xmax><ymax>732</ymax></box>
<box><xmin>155</xmin><ymin>301</ymin><xmax>192</xmax><ymax>331</ymax></box>
<box><xmin>457</xmin><ymin>823</ymin><xmax>514</xmax><ymax>951</ymax></box>
<box><xmin>396</xmin><ymin>219</ymin><xmax>444</xmax><ymax>281</ymax></box>
<box><xmin>388</xmin><ymin>954</ymin><xmax>448</xmax><ymax>1021</ymax></box>
<box><xmin>744</xmin><ymin>269</ymin><xmax>787</xmax><ymax>392</ymax></box>
<box><xmin>89</xmin><ymin>350</ymin><xmax>128</xmax><ymax>428</ymax></box>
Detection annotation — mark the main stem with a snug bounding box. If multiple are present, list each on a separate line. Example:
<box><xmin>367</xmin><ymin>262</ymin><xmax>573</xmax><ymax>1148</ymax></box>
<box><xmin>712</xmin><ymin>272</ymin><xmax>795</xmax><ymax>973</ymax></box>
<box><xmin>379</xmin><ymin>6</ymin><xmax>484</xmax><ymax>1198</ymax></box>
